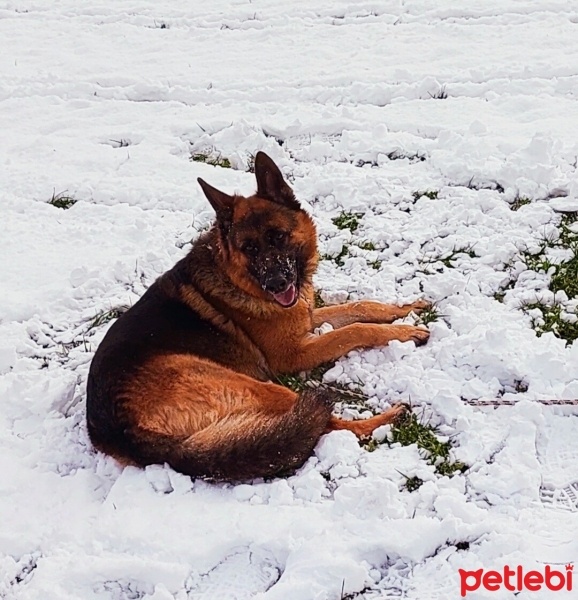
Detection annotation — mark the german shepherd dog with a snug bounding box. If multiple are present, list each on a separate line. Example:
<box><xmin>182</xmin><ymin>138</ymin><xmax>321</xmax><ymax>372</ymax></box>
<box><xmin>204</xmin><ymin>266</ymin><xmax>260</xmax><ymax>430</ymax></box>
<box><xmin>87</xmin><ymin>152</ymin><xmax>430</xmax><ymax>481</ymax></box>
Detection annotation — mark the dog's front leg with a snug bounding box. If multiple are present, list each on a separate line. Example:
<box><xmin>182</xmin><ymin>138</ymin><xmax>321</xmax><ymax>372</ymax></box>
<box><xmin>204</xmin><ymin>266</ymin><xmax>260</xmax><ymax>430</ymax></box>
<box><xmin>312</xmin><ymin>299</ymin><xmax>430</xmax><ymax>329</ymax></box>
<box><xmin>280</xmin><ymin>322</ymin><xmax>429</xmax><ymax>373</ymax></box>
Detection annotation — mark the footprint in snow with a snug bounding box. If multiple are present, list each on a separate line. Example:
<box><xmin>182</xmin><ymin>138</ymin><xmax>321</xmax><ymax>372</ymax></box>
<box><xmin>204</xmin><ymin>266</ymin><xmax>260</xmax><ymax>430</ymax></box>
<box><xmin>187</xmin><ymin>550</ymin><xmax>280</xmax><ymax>600</ymax></box>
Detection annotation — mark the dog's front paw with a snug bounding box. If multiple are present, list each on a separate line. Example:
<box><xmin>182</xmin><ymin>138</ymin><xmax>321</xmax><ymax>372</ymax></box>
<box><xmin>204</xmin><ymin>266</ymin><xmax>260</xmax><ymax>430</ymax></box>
<box><xmin>407</xmin><ymin>299</ymin><xmax>432</xmax><ymax>314</ymax></box>
<box><xmin>388</xmin><ymin>324</ymin><xmax>430</xmax><ymax>346</ymax></box>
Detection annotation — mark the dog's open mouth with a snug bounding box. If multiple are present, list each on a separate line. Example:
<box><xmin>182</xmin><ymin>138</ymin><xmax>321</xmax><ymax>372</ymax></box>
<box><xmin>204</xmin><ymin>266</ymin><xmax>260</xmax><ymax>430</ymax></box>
<box><xmin>271</xmin><ymin>284</ymin><xmax>298</xmax><ymax>307</ymax></box>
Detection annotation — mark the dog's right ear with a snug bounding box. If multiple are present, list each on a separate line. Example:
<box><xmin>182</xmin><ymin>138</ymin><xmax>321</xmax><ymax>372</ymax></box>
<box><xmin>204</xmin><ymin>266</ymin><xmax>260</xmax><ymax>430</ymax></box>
<box><xmin>254</xmin><ymin>151</ymin><xmax>300</xmax><ymax>210</ymax></box>
<box><xmin>198</xmin><ymin>178</ymin><xmax>234</xmax><ymax>234</ymax></box>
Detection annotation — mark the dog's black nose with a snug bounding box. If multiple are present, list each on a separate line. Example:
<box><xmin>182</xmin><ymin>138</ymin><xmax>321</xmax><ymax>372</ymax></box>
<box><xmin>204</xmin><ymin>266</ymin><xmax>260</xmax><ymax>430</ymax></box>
<box><xmin>265</xmin><ymin>275</ymin><xmax>289</xmax><ymax>294</ymax></box>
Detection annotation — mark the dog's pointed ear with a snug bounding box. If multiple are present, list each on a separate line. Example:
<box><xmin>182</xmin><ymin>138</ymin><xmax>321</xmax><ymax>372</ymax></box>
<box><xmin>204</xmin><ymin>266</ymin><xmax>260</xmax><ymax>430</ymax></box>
<box><xmin>197</xmin><ymin>178</ymin><xmax>235</xmax><ymax>234</ymax></box>
<box><xmin>254</xmin><ymin>152</ymin><xmax>300</xmax><ymax>210</ymax></box>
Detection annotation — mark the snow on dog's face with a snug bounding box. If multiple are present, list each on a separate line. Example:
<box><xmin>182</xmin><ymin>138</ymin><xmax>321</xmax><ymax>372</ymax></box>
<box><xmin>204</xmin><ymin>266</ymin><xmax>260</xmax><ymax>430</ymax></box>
<box><xmin>197</xmin><ymin>152</ymin><xmax>318</xmax><ymax>307</ymax></box>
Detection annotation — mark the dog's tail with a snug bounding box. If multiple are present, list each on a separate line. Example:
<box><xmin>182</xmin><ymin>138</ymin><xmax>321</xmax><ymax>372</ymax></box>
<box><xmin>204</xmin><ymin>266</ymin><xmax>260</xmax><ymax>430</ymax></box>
<box><xmin>130</xmin><ymin>388</ymin><xmax>334</xmax><ymax>481</ymax></box>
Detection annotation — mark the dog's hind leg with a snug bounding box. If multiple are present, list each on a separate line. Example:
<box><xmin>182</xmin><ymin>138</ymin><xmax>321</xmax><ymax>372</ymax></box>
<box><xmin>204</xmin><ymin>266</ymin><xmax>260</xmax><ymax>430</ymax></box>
<box><xmin>326</xmin><ymin>404</ymin><xmax>408</xmax><ymax>438</ymax></box>
<box><xmin>312</xmin><ymin>299</ymin><xmax>431</xmax><ymax>329</ymax></box>
<box><xmin>124</xmin><ymin>355</ymin><xmax>334</xmax><ymax>481</ymax></box>
<box><xmin>172</xmin><ymin>386</ymin><xmax>333</xmax><ymax>480</ymax></box>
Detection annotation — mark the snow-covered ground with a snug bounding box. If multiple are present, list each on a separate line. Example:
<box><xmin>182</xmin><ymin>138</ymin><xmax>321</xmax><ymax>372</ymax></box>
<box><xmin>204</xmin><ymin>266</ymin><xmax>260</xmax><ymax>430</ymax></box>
<box><xmin>1</xmin><ymin>1</ymin><xmax>578</xmax><ymax>598</ymax></box>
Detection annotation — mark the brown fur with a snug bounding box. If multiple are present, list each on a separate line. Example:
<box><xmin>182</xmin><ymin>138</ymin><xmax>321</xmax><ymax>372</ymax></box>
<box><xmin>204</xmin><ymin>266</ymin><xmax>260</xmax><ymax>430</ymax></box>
<box><xmin>86</xmin><ymin>152</ymin><xmax>430</xmax><ymax>481</ymax></box>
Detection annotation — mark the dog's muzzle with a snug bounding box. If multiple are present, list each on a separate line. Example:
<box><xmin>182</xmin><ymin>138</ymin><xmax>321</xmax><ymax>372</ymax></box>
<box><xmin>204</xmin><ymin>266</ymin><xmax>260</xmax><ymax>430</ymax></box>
<box><xmin>263</xmin><ymin>274</ymin><xmax>298</xmax><ymax>307</ymax></box>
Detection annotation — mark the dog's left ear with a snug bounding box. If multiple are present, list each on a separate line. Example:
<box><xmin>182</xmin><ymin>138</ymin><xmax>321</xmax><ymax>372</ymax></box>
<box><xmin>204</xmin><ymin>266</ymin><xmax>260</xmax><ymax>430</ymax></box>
<box><xmin>254</xmin><ymin>152</ymin><xmax>300</xmax><ymax>210</ymax></box>
<box><xmin>197</xmin><ymin>177</ymin><xmax>235</xmax><ymax>235</ymax></box>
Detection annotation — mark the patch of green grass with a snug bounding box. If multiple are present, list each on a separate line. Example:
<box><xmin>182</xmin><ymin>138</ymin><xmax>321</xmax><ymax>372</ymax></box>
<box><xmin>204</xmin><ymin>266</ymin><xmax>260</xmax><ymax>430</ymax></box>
<box><xmin>322</xmin><ymin>239</ymin><xmax>381</xmax><ymax>268</ymax></box>
<box><xmin>435</xmin><ymin>459</ymin><xmax>469</xmax><ymax>477</ymax></box>
<box><xmin>190</xmin><ymin>151</ymin><xmax>232</xmax><ymax>169</ymax></box>
<box><xmin>363</xmin><ymin>438</ymin><xmax>380</xmax><ymax>453</ymax></box>
<box><xmin>550</xmin><ymin>254</ymin><xmax>578</xmax><ymax>299</ymax></box>
<box><xmin>549</xmin><ymin>213</ymin><xmax>578</xmax><ymax>299</ymax></box>
<box><xmin>520</xmin><ymin>301</ymin><xmax>578</xmax><ymax>344</ymax></box>
<box><xmin>412</xmin><ymin>189</ymin><xmax>439</xmax><ymax>201</ymax></box>
<box><xmin>87</xmin><ymin>306</ymin><xmax>129</xmax><ymax>330</ymax></box>
<box><xmin>357</xmin><ymin>240</ymin><xmax>376</xmax><ymax>251</ymax></box>
<box><xmin>278</xmin><ymin>372</ymin><xmax>467</xmax><ymax>481</ymax></box>
<box><xmin>332</xmin><ymin>211</ymin><xmax>364</xmax><ymax>233</ymax></box>
<box><xmin>558</xmin><ymin>212</ymin><xmax>578</xmax><ymax>247</ymax></box>
<box><xmin>276</xmin><ymin>363</ymin><xmax>368</xmax><ymax>405</ymax></box>
<box><xmin>390</xmin><ymin>412</ymin><xmax>467</xmax><ymax>477</ymax></box>
<box><xmin>402</xmin><ymin>474</ymin><xmax>424</xmax><ymax>492</ymax></box>
<box><xmin>314</xmin><ymin>290</ymin><xmax>326</xmax><ymax>308</ymax></box>
<box><xmin>509</xmin><ymin>196</ymin><xmax>532</xmax><ymax>211</ymax></box>
<box><xmin>414</xmin><ymin>304</ymin><xmax>441</xmax><ymax>326</ymax></box>
<box><xmin>48</xmin><ymin>191</ymin><xmax>77</xmax><ymax>209</ymax></box>
<box><xmin>419</xmin><ymin>245</ymin><xmax>477</xmax><ymax>269</ymax></box>
<box><xmin>322</xmin><ymin>245</ymin><xmax>349</xmax><ymax>267</ymax></box>
<box><xmin>520</xmin><ymin>244</ymin><xmax>554</xmax><ymax>274</ymax></box>
<box><xmin>503</xmin><ymin>213</ymin><xmax>578</xmax><ymax>343</ymax></box>
<box><xmin>440</xmin><ymin>245</ymin><xmax>476</xmax><ymax>268</ymax></box>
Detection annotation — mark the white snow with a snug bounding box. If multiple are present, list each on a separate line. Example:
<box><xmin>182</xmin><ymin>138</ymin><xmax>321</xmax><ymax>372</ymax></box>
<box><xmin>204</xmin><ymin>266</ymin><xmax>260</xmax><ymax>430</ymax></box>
<box><xmin>1</xmin><ymin>1</ymin><xmax>578</xmax><ymax>599</ymax></box>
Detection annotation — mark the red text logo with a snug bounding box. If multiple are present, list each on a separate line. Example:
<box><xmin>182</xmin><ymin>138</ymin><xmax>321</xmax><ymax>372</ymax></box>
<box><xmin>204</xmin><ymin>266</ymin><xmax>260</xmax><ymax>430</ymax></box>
<box><xmin>459</xmin><ymin>564</ymin><xmax>573</xmax><ymax>597</ymax></box>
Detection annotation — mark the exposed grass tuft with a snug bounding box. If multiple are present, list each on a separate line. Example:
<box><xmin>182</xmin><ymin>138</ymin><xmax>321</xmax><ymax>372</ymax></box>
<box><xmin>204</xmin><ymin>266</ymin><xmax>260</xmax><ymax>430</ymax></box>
<box><xmin>322</xmin><ymin>245</ymin><xmax>350</xmax><ymax>267</ymax></box>
<box><xmin>387</xmin><ymin>150</ymin><xmax>427</xmax><ymax>162</ymax></box>
<box><xmin>332</xmin><ymin>211</ymin><xmax>364</xmax><ymax>233</ymax></box>
<box><xmin>412</xmin><ymin>189</ymin><xmax>439</xmax><ymax>201</ymax></box>
<box><xmin>412</xmin><ymin>303</ymin><xmax>441</xmax><ymax>326</ymax></box>
<box><xmin>110</xmin><ymin>138</ymin><xmax>131</xmax><ymax>148</ymax></box>
<box><xmin>277</xmin><ymin>372</ymin><xmax>467</xmax><ymax>482</ymax></box>
<box><xmin>498</xmin><ymin>212</ymin><xmax>578</xmax><ymax>343</ymax></box>
<box><xmin>440</xmin><ymin>245</ymin><xmax>476</xmax><ymax>268</ymax></box>
<box><xmin>87</xmin><ymin>306</ymin><xmax>129</xmax><ymax>330</ymax></box>
<box><xmin>357</xmin><ymin>240</ymin><xmax>376</xmax><ymax>251</ymax></box>
<box><xmin>314</xmin><ymin>290</ymin><xmax>326</xmax><ymax>308</ymax></box>
<box><xmin>558</xmin><ymin>212</ymin><xmax>578</xmax><ymax>246</ymax></box>
<box><xmin>429</xmin><ymin>85</ymin><xmax>448</xmax><ymax>100</ymax></box>
<box><xmin>48</xmin><ymin>191</ymin><xmax>77</xmax><ymax>209</ymax></box>
<box><xmin>276</xmin><ymin>364</ymin><xmax>367</xmax><ymax>405</ymax></box>
<box><xmin>402</xmin><ymin>474</ymin><xmax>424</xmax><ymax>492</ymax></box>
<box><xmin>509</xmin><ymin>196</ymin><xmax>532</xmax><ymax>211</ymax></box>
<box><xmin>322</xmin><ymin>238</ymin><xmax>381</xmax><ymax>268</ymax></box>
<box><xmin>190</xmin><ymin>151</ymin><xmax>232</xmax><ymax>169</ymax></box>
<box><xmin>418</xmin><ymin>245</ymin><xmax>477</xmax><ymax>270</ymax></box>
<box><xmin>520</xmin><ymin>301</ymin><xmax>578</xmax><ymax>344</ymax></box>
<box><xmin>436</xmin><ymin>459</ymin><xmax>469</xmax><ymax>477</ymax></box>
<box><xmin>390</xmin><ymin>412</ymin><xmax>467</xmax><ymax>477</ymax></box>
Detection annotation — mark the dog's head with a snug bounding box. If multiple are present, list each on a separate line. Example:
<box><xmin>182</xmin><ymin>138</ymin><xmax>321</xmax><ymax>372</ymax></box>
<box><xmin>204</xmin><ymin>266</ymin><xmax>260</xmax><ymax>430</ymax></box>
<box><xmin>198</xmin><ymin>152</ymin><xmax>317</xmax><ymax>308</ymax></box>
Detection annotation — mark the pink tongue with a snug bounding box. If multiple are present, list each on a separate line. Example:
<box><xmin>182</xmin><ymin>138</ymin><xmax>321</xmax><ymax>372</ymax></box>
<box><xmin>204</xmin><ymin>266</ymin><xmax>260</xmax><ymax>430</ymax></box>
<box><xmin>273</xmin><ymin>284</ymin><xmax>297</xmax><ymax>306</ymax></box>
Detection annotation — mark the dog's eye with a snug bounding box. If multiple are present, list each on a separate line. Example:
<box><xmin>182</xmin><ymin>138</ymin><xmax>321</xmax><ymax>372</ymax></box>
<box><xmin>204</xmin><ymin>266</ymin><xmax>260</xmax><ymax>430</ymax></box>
<box><xmin>269</xmin><ymin>230</ymin><xmax>287</xmax><ymax>246</ymax></box>
<box><xmin>241</xmin><ymin>241</ymin><xmax>259</xmax><ymax>256</ymax></box>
